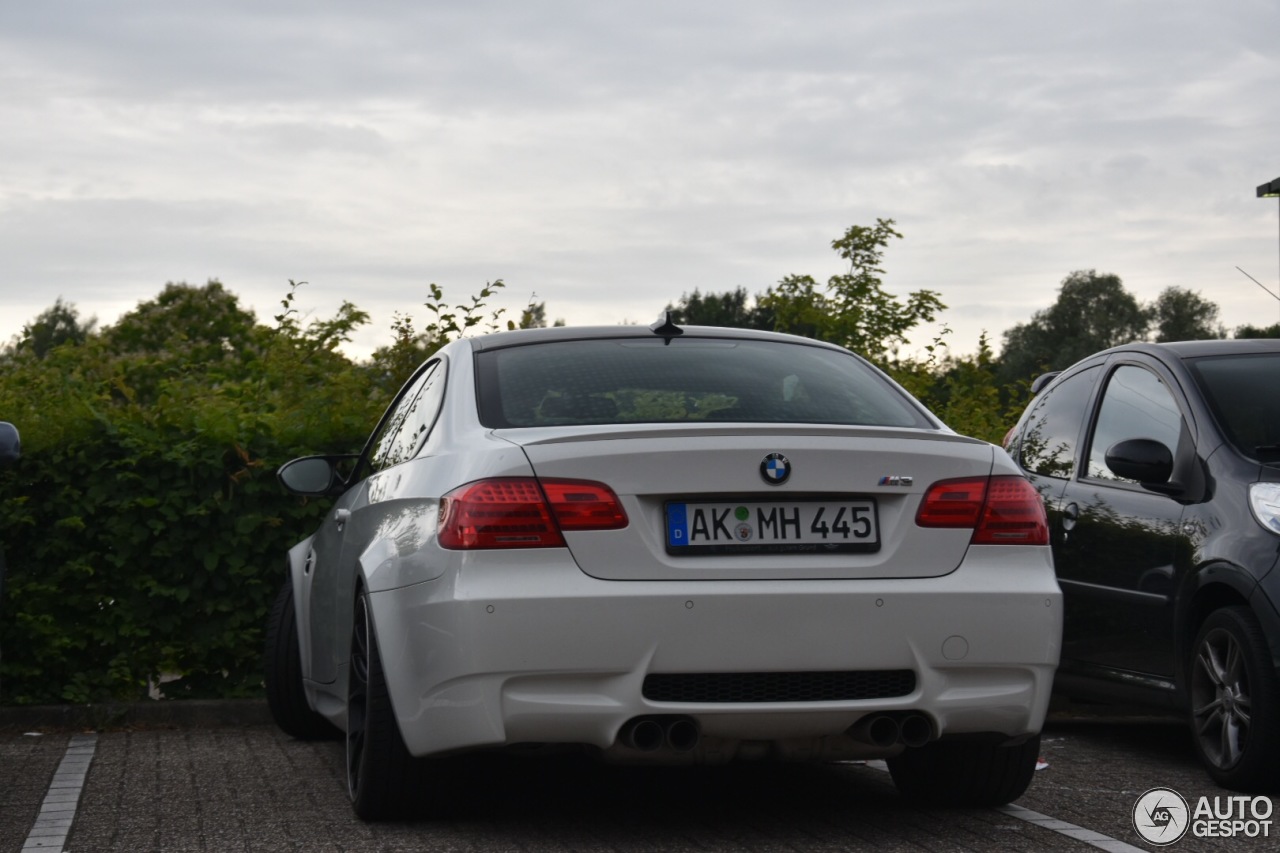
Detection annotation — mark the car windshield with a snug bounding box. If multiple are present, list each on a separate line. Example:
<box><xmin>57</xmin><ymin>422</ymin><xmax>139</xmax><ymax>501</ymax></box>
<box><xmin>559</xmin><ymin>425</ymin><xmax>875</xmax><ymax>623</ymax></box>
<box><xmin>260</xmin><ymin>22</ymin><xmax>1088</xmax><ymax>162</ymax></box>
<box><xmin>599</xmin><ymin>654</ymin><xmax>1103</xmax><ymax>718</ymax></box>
<box><xmin>475</xmin><ymin>337</ymin><xmax>932</xmax><ymax>429</ymax></box>
<box><xmin>1187</xmin><ymin>352</ymin><xmax>1280</xmax><ymax>464</ymax></box>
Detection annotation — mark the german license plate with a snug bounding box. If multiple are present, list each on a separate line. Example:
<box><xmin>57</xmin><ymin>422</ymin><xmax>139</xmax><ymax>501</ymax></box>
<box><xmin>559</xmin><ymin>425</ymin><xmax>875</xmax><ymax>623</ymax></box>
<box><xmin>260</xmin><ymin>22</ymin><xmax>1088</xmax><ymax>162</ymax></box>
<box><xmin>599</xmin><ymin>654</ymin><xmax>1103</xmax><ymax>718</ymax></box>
<box><xmin>665</xmin><ymin>499</ymin><xmax>880</xmax><ymax>554</ymax></box>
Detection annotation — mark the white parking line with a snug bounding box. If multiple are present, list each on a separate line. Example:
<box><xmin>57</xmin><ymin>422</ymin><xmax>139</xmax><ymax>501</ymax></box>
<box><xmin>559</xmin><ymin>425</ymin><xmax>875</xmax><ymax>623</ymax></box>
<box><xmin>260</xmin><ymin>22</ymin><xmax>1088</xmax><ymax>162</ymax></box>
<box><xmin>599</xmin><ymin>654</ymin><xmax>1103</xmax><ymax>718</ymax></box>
<box><xmin>22</xmin><ymin>733</ymin><xmax>97</xmax><ymax>852</ymax></box>
<box><xmin>861</xmin><ymin>759</ymin><xmax>1145</xmax><ymax>853</ymax></box>
<box><xmin>997</xmin><ymin>804</ymin><xmax>1146</xmax><ymax>853</ymax></box>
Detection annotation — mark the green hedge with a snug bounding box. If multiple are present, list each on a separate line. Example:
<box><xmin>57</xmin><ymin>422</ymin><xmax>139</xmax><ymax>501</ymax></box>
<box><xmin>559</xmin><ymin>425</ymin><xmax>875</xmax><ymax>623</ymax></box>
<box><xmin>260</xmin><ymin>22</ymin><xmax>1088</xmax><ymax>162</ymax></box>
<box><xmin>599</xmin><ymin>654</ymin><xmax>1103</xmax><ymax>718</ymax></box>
<box><xmin>0</xmin><ymin>284</ymin><xmax>385</xmax><ymax>704</ymax></box>
<box><xmin>0</xmin><ymin>426</ymin><xmax>334</xmax><ymax>703</ymax></box>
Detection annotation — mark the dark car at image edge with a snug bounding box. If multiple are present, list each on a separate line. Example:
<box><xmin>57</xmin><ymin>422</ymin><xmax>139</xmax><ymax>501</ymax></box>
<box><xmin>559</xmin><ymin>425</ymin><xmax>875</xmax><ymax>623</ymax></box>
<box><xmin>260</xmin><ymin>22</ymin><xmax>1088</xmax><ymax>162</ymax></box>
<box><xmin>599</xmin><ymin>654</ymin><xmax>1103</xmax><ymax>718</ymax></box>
<box><xmin>1004</xmin><ymin>338</ymin><xmax>1280</xmax><ymax>792</ymax></box>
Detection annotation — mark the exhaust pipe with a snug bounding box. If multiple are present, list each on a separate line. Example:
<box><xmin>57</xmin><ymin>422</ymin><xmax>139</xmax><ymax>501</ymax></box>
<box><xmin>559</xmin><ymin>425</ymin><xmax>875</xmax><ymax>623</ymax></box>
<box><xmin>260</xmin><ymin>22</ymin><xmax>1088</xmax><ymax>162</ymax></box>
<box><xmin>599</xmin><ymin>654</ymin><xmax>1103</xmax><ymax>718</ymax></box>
<box><xmin>849</xmin><ymin>713</ymin><xmax>901</xmax><ymax>748</ymax></box>
<box><xmin>664</xmin><ymin>718</ymin><xmax>700</xmax><ymax>752</ymax></box>
<box><xmin>620</xmin><ymin>718</ymin><xmax>664</xmax><ymax>752</ymax></box>
<box><xmin>899</xmin><ymin>714</ymin><xmax>933</xmax><ymax>748</ymax></box>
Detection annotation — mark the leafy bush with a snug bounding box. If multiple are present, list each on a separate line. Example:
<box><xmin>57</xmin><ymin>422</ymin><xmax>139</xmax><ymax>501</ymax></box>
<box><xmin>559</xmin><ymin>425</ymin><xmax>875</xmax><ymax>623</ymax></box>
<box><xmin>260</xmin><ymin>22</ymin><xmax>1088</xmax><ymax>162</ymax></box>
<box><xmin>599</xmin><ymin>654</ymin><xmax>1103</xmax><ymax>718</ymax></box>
<box><xmin>0</xmin><ymin>283</ymin><xmax>386</xmax><ymax>703</ymax></box>
<box><xmin>886</xmin><ymin>329</ymin><xmax>1029</xmax><ymax>445</ymax></box>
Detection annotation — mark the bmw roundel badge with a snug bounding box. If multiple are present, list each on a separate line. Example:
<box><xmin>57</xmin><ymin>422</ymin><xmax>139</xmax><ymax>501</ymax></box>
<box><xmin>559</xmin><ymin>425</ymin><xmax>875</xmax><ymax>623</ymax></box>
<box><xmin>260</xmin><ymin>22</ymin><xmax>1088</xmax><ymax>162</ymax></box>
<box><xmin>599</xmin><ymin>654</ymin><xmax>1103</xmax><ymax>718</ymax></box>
<box><xmin>760</xmin><ymin>453</ymin><xmax>791</xmax><ymax>485</ymax></box>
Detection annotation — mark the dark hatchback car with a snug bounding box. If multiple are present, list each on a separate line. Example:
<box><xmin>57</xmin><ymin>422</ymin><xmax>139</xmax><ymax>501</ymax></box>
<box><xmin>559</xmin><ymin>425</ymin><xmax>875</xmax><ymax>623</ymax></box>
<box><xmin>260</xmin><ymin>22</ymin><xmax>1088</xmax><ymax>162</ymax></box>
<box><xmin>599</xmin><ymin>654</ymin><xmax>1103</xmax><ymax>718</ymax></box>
<box><xmin>1004</xmin><ymin>340</ymin><xmax>1280</xmax><ymax>792</ymax></box>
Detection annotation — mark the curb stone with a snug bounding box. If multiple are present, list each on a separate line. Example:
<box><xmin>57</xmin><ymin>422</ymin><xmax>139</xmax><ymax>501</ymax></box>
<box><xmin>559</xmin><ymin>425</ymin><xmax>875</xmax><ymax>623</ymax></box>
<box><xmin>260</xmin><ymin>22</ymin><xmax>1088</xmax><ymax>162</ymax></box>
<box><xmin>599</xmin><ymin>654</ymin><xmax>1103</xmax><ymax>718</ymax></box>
<box><xmin>0</xmin><ymin>698</ymin><xmax>271</xmax><ymax>732</ymax></box>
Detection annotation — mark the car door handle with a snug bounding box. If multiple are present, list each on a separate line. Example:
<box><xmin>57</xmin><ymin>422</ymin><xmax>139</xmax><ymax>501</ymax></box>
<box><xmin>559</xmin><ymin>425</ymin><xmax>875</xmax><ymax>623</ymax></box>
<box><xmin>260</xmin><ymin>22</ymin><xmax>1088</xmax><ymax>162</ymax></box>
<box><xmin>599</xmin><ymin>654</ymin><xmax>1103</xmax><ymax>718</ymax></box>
<box><xmin>1061</xmin><ymin>502</ymin><xmax>1079</xmax><ymax>531</ymax></box>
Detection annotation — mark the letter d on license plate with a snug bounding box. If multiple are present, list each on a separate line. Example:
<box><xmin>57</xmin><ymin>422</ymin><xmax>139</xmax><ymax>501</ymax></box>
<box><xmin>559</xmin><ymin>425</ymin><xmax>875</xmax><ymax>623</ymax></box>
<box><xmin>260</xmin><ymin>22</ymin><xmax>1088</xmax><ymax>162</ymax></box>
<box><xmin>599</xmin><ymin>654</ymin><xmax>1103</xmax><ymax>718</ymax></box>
<box><xmin>665</xmin><ymin>499</ymin><xmax>879</xmax><ymax>555</ymax></box>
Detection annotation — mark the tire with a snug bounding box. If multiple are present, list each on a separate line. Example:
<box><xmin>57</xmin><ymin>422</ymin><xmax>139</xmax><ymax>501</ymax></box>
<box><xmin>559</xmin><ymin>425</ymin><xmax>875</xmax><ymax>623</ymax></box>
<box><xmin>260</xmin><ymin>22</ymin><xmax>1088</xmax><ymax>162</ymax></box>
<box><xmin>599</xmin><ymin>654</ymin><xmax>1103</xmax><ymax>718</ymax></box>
<box><xmin>1188</xmin><ymin>606</ymin><xmax>1280</xmax><ymax>792</ymax></box>
<box><xmin>264</xmin><ymin>577</ymin><xmax>337</xmax><ymax>740</ymax></box>
<box><xmin>888</xmin><ymin>735</ymin><xmax>1040</xmax><ymax>808</ymax></box>
<box><xmin>347</xmin><ymin>591</ymin><xmax>427</xmax><ymax>820</ymax></box>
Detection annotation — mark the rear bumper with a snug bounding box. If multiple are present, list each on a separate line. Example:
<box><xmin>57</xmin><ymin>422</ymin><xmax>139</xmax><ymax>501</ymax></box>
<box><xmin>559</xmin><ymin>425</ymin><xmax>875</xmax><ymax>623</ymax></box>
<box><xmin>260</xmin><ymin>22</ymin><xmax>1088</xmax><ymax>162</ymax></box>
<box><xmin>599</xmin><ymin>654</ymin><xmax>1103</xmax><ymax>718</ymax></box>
<box><xmin>368</xmin><ymin>546</ymin><xmax>1061</xmax><ymax>759</ymax></box>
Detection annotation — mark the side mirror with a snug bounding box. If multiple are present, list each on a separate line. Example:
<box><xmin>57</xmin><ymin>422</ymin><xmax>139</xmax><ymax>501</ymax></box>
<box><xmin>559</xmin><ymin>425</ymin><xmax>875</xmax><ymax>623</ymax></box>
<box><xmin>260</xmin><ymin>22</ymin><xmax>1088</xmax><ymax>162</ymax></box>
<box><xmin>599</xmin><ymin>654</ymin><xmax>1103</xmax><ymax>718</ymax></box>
<box><xmin>0</xmin><ymin>422</ymin><xmax>19</xmax><ymax>466</ymax></box>
<box><xmin>278</xmin><ymin>456</ymin><xmax>356</xmax><ymax>497</ymax></box>
<box><xmin>1105</xmin><ymin>438</ymin><xmax>1174</xmax><ymax>485</ymax></box>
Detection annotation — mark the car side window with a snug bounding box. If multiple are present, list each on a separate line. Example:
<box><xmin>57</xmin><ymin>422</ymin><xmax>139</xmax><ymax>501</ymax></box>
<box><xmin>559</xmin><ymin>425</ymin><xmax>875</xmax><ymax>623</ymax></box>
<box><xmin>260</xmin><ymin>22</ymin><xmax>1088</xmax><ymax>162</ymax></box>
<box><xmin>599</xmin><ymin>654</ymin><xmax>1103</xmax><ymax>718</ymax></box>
<box><xmin>1017</xmin><ymin>366</ymin><xmax>1099</xmax><ymax>480</ymax></box>
<box><xmin>368</xmin><ymin>361</ymin><xmax>447</xmax><ymax>473</ymax></box>
<box><xmin>1085</xmin><ymin>365</ymin><xmax>1183</xmax><ymax>483</ymax></box>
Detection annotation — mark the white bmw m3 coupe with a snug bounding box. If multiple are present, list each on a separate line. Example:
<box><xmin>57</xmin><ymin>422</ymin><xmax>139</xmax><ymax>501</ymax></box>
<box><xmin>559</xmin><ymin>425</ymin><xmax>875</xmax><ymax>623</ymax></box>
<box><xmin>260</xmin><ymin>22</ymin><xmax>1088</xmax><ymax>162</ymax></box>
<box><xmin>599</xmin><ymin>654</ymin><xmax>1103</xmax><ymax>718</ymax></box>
<box><xmin>265</xmin><ymin>318</ymin><xmax>1061</xmax><ymax>819</ymax></box>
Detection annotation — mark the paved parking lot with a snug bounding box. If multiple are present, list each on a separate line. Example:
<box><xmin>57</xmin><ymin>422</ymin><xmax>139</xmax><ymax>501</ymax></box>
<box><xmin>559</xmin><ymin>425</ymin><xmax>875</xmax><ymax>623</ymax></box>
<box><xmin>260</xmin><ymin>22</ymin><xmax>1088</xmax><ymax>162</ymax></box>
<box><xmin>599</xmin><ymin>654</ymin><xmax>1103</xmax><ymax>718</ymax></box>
<box><xmin>2</xmin><ymin>705</ymin><xmax>1277</xmax><ymax>852</ymax></box>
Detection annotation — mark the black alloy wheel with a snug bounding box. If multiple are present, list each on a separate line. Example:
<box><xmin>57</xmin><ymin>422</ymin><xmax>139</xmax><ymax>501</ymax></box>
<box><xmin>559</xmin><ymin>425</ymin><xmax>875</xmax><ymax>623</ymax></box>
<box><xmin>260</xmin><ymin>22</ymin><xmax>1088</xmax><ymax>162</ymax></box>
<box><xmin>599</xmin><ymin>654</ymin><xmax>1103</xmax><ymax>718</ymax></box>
<box><xmin>345</xmin><ymin>590</ymin><xmax>425</xmax><ymax>820</ymax></box>
<box><xmin>1188</xmin><ymin>607</ymin><xmax>1280</xmax><ymax>792</ymax></box>
<box><xmin>346</xmin><ymin>593</ymin><xmax>371</xmax><ymax>802</ymax></box>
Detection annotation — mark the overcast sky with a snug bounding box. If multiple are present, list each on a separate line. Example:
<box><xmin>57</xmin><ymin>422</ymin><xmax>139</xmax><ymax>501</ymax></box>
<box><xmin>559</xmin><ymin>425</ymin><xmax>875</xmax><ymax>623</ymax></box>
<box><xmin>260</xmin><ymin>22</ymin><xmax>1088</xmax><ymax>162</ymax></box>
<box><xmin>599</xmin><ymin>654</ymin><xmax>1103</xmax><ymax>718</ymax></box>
<box><xmin>3</xmin><ymin>1</ymin><xmax>1279</xmax><ymax>361</ymax></box>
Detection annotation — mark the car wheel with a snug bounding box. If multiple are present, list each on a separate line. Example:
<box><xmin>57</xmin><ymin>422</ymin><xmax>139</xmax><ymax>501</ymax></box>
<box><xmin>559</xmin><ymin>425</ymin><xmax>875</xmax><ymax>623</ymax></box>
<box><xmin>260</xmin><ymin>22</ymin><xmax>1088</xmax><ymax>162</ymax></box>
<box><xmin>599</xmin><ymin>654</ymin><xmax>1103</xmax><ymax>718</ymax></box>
<box><xmin>264</xmin><ymin>578</ymin><xmax>337</xmax><ymax>740</ymax></box>
<box><xmin>887</xmin><ymin>735</ymin><xmax>1039</xmax><ymax>807</ymax></box>
<box><xmin>1188</xmin><ymin>606</ymin><xmax>1280</xmax><ymax>792</ymax></box>
<box><xmin>347</xmin><ymin>590</ymin><xmax>425</xmax><ymax>820</ymax></box>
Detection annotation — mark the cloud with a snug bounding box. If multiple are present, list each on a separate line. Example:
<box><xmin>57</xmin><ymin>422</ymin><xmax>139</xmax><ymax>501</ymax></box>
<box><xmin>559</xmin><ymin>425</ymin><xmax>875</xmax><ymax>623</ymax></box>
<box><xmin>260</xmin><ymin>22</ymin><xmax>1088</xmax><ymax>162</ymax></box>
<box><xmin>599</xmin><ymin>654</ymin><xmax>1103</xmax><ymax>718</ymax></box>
<box><xmin>2</xmin><ymin>1</ymin><xmax>1279</xmax><ymax>358</ymax></box>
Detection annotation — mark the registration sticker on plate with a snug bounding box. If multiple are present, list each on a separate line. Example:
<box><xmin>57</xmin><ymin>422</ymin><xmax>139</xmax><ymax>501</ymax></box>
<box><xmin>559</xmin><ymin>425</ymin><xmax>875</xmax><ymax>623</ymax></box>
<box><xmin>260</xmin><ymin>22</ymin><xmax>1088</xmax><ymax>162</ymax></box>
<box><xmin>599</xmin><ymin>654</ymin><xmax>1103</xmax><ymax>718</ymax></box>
<box><xmin>665</xmin><ymin>499</ymin><xmax>880</xmax><ymax>554</ymax></box>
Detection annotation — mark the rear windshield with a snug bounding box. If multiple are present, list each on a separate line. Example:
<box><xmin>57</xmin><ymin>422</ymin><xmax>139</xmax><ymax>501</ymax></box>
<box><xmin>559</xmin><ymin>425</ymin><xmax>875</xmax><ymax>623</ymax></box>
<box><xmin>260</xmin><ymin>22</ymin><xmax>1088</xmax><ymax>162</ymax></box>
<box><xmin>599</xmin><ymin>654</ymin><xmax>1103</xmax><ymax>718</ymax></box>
<box><xmin>1187</xmin><ymin>353</ymin><xmax>1280</xmax><ymax>463</ymax></box>
<box><xmin>475</xmin><ymin>337</ymin><xmax>932</xmax><ymax>429</ymax></box>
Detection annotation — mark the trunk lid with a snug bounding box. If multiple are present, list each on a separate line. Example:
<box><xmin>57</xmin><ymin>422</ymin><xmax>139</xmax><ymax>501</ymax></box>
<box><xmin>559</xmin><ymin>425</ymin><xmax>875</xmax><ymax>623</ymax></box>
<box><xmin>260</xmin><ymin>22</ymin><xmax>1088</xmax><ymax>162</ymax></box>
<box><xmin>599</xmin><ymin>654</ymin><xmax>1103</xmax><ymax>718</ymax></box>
<box><xmin>502</xmin><ymin>423</ymin><xmax>996</xmax><ymax>581</ymax></box>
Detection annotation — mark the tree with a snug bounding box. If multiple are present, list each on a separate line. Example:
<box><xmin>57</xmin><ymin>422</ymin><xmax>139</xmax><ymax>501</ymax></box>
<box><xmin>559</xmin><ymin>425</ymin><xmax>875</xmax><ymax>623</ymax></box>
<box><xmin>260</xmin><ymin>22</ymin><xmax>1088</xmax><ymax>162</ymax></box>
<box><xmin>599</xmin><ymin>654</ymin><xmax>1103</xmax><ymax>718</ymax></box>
<box><xmin>7</xmin><ymin>297</ymin><xmax>98</xmax><ymax>359</ymax></box>
<box><xmin>106</xmin><ymin>280</ymin><xmax>258</xmax><ymax>355</ymax></box>
<box><xmin>1149</xmin><ymin>287</ymin><xmax>1224</xmax><ymax>342</ymax></box>
<box><xmin>366</xmin><ymin>312</ymin><xmax>438</xmax><ymax>394</ymax></box>
<box><xmin>366</xmin><ymin>280</ymin><xmax>511</xmax><ymax>393</ymax></box>
<box><xmin>1234</xmin><ymin>322</ymin><xmax>1280</xmax><ymax>339</ymax></box>
<box><xmin>886</xmin><ymin>328</ymin><xmax>1024</xmax><ymax>445</ymax></box>
<box><xmin>664</xmin><ymin>287</ymin><xmax>773</xmax><ymax>330</ymax></box>
<box><xmin>517</xmin><ymin>298</ymin><xmax>565</xmax><ymax>330</ymax></box>
<box><xmin>759</xmin><ymin>219</ymin><xmax>945</xmax><ymax>361</ymax></box>
<box><xmin>520</xmin><ymin>301</ymin><xmax>549</xmax><ymax>329</ymax></box>
<box><xmin>423</xmin><ymin>279</ymin><xmax>509</xmax><ymax>342</ymax></box>
<box><xmin>998</xmin><ymin>270</ymin><xmax>1148</xmax><ymax>384</ymax></box>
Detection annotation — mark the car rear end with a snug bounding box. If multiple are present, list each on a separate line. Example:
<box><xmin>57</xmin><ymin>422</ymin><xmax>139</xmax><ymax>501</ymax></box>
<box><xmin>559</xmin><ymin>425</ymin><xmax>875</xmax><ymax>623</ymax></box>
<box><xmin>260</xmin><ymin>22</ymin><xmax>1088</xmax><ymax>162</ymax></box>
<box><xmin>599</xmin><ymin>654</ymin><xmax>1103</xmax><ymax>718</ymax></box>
<box><xmin>371</xmin><ymin>328</ymin><xmax>1061</xmax><ymax>766</ymax></box>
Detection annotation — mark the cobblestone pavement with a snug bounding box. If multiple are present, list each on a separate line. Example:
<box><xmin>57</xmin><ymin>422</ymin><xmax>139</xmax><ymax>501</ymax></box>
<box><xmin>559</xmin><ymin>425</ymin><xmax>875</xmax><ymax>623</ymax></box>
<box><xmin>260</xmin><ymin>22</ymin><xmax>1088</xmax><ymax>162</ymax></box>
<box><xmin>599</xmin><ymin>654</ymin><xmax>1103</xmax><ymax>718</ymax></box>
<box><xmin>2</xmin><ymin>711</ymin><xmax>1277</xmax><ymax>852</ymax></box>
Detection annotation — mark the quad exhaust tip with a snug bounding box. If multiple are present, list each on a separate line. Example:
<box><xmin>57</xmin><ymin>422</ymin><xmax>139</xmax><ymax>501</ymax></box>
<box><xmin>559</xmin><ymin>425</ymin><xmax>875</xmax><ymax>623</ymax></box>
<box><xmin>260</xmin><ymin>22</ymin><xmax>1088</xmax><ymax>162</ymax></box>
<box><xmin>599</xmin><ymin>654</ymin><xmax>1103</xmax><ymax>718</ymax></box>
<box><xmin>898</xmin><ymin>713</ymin><xmax>932</xmax><ymax>748</ymax></box>
<box><xmin>848</xmin><ymin>712</ymin><xmax>933</xmax><ymax>748</ymax></box>
<box><xmin>619</xmin><ymin>712</ymin><xmax>929</xmax><ymax>753</ymax></box>
<box><xmin>620</xmin><ymin>716</ymin><xmax>700</xmax><ymax>753</ymax></box>
<box><xmin>665</xmin><ymin>718</ymin><xmax>700</xmax><ymax>752</ymax></box>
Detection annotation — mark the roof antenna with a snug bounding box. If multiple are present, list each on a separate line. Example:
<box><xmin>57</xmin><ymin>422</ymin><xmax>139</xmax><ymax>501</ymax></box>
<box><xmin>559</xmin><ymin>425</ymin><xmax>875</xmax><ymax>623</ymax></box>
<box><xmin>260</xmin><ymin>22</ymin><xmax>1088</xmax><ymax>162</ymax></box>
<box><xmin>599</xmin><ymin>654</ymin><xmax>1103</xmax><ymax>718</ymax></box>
<box><xmin>649</xmin><ymin>311</ymin><xmax>684</xmax><ymax>344</ymax></box>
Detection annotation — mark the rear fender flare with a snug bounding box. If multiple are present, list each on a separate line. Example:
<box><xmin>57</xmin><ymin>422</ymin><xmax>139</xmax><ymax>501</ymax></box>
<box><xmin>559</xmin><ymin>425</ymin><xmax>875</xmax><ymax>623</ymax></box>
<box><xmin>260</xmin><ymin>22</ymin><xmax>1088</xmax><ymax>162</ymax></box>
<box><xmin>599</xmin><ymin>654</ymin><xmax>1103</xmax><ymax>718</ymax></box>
<box><xmin>353</xmin><ymin>501</ymin><xmax>448</xmax><ymax>594</ymax></box>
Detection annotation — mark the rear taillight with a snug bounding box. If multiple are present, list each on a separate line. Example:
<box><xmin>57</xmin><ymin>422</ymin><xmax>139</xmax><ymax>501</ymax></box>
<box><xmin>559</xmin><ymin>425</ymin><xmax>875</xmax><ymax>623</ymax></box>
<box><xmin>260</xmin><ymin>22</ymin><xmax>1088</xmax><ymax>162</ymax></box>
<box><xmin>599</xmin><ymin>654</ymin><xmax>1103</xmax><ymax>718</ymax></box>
<box><xmin>437</xmin><ymin>478</ymin><xmax>627</xmax><ymax>550</ymax></box>
<box><xmin>915</xmin><ymin>476</ymin><xmax>1048</xmax><ymax>546</ymax></box>
<box><xmin>539</xmin><ymin>480</ymin><xmax>629</xmax><ymax>531</ymax></box>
